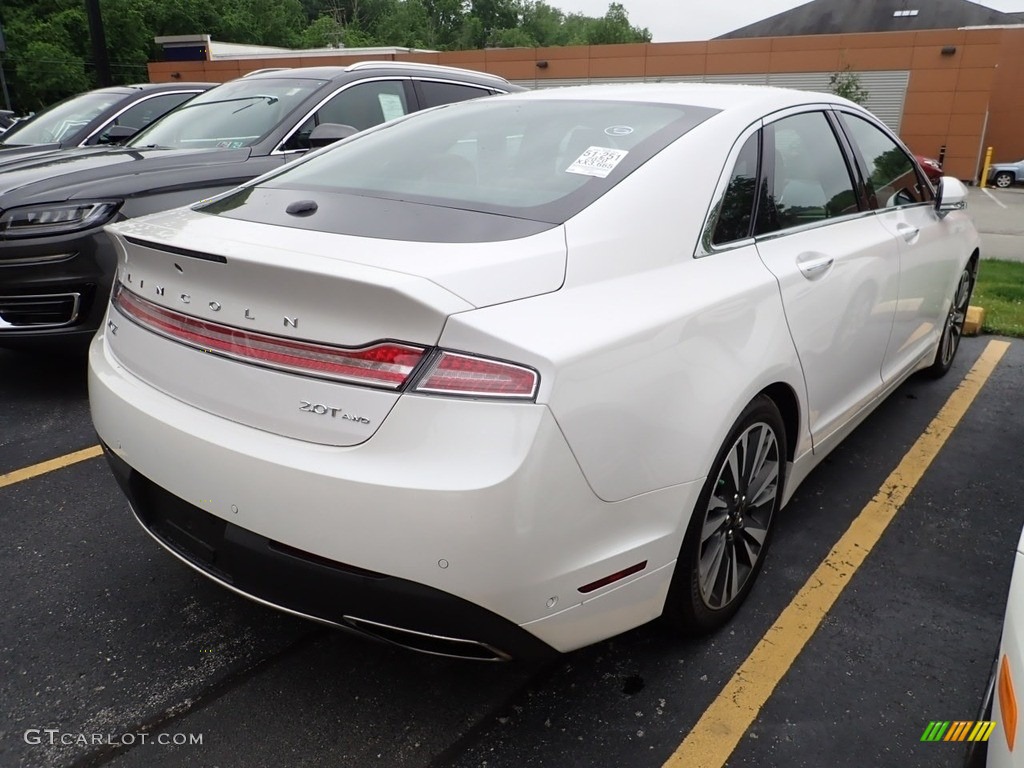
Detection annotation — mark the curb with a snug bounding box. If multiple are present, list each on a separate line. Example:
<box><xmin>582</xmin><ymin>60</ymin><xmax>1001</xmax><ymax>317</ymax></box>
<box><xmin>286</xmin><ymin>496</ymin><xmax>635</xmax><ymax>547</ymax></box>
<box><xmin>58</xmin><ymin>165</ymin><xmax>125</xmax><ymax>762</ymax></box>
<box><xmin>964</xmin><ymin>306</ymin><xmax>986</xmax><ymax>336</ymax></box>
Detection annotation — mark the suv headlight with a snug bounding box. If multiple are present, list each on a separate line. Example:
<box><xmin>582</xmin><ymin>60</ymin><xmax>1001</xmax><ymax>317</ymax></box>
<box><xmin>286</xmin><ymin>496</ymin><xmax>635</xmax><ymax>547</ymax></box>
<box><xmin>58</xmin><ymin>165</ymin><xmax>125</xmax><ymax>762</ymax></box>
<box><xmin>0</xmin><ymin>201</ymin><xmax>122</xmax><ymax>239</ymax></box>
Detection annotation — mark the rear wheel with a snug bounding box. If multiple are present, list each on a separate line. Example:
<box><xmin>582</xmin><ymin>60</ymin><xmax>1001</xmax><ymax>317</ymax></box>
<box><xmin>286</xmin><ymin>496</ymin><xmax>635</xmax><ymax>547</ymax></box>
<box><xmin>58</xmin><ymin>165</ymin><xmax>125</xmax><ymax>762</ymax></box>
<box><xmin>664</xmin><ymin>395</ymin><xmax>786</xmax><ymax>634</ymax></box>
<box><xmin>926</xmin><ymin>261</ymin><xmax>975</xmax><ymax>378</ymax></box>
<box><xmin>994</xmin><ymin>171</ymin><xmax>1014</xmax><ymax>189</ymax></box>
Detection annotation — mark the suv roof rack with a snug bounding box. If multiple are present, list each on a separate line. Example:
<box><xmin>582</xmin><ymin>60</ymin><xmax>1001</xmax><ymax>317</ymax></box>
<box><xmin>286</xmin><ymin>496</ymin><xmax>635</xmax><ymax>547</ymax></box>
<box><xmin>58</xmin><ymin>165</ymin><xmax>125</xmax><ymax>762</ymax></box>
<box><xmin>344</xmin><ymin>60</ymin><xmax>510</xmax><ymax>85</ymax></box>
<box><xmin>243</xmin><ymin>67</ymin><xmax>293</xmax><ymax>77</ymax></box>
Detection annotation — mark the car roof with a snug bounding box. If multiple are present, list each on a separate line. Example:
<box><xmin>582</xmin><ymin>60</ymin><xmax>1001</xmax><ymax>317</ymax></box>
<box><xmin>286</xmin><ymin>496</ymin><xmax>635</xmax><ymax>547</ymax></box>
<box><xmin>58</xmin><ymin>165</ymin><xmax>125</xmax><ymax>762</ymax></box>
<box><xmin>89</xmin><ymin>83</ymin><xmax>214</xmax><ymax>96</ymax></box>
<box><xmin>244</xmin><ymin>63</ymin><xmax>513</xmax><ymax>88</ymax></box>
<box><xmin>124</xmin><ymin>82</ymin><xmax>217</xmax><ymax>90</ymax></box>
<box><xmin>498</xmin><ymin>82</ymin><xmax>857</xmax><ymax>115</ymax></box>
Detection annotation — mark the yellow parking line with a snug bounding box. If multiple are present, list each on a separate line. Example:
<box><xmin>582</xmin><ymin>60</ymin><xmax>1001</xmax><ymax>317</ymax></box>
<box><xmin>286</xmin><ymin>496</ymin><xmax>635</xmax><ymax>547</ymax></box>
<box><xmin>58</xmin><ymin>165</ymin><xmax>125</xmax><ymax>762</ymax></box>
<box><xmin>0</xmin><ymin>445</ymin><xmax>104</xmax><ymax>491</ymax></box>
<box><xmin>664</xmin><ymin>339</ymin><xmax>1011</xmax><ymax>768</ymax></box>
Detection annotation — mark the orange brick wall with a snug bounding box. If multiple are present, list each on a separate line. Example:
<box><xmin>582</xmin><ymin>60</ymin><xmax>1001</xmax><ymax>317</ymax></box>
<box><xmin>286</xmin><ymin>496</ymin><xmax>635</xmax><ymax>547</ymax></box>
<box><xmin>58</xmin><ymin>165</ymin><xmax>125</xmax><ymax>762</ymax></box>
<box><xmin>148</xmin><ymin>26</ymin><xmax>1024</xmax><ymax>180</ymax></box>
<box><xmin>986</xmin><ymin>29</ymin><xmax>1024</xmax><ymax>167</ymax></box>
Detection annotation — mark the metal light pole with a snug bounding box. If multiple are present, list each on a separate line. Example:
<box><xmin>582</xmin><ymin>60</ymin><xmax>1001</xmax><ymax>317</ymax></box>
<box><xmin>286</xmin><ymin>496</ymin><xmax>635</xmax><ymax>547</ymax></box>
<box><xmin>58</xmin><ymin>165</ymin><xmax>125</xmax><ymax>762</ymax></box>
<box><xmin>0</xmin><ymin>23</ymin><xmax>12</xmax><ymax>111</ymax></box>
<box><xmin>84</xmin><ymin>0</ymin><xmax>112</xmax><ymax>86</ymax></box>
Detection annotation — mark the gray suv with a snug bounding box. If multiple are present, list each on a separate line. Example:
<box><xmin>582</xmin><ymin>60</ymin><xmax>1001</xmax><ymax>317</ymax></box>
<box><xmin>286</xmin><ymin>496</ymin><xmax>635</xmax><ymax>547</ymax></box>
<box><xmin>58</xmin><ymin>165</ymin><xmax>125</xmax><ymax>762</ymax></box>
<box><xmin>0</xmin><ymin>63</ymin><xmax>521</xmax><ymax>348</ymax></box>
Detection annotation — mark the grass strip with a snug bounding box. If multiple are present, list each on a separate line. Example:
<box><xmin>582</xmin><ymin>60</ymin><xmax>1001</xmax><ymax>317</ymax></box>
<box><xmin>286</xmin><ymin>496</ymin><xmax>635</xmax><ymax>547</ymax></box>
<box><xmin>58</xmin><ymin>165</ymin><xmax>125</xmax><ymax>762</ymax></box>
<box><xmin>975</xmin><ymin>259</ymin><xmax>1024</xmax><ymax>338</ymax></box>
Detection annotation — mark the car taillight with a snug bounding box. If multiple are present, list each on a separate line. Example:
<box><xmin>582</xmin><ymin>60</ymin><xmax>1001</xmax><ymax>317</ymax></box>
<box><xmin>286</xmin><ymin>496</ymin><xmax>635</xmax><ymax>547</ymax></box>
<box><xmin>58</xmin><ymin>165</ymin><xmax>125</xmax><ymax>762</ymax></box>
<box><xmin>112</xmin><ymin>283</ymin><xmax>424</xmax><ymax>389</ymax></box>
<box><xmin>111</xmin><ymin>283</ymin><xmax>540</xmax><ymax>400</ymax></box>
<box><xmin>411</xmin><ymin>351</ymin><xmax>538</xmax><ymax>400</ymax></box>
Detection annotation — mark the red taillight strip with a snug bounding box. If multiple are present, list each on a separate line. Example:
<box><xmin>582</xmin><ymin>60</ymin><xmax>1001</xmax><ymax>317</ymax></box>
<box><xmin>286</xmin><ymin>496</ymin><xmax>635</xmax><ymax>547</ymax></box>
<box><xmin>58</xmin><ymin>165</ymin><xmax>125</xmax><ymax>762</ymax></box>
<box><xmin>112</xmin><ymin>283</ymin><xmax>424</xmax><ymax>388</ymax></box>
<box><xmin>413</xmin><ymin>351</ymin><xmax>539</xmax><ymax>400</ymax></box>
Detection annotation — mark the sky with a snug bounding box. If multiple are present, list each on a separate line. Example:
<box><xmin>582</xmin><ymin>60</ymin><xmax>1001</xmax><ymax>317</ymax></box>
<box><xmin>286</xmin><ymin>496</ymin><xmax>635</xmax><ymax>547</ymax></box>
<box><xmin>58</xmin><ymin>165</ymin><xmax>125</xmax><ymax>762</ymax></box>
<box><xmin>559</xmin><ymin>0</ymin><xmax>1024</xmax><ymax>42</ymax></box>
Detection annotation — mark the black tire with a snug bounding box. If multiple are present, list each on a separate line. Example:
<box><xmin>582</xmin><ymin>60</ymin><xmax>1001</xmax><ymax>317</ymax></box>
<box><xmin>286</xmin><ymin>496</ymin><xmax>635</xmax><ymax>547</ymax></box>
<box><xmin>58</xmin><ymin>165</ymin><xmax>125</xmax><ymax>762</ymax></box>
<box><xmin>925</xmin><ymin>260</ymin><xmax>976</xmax><ymax>379</ymax></box>
<box><xmin>994</xmin><ymin>172</ymin><xmax>1014</xmax><ymax>189</ymax></box>
<box><xmin>664</xmin><ymin>395</ymin><xmax>787</xmax><ymax>635</ymax></box>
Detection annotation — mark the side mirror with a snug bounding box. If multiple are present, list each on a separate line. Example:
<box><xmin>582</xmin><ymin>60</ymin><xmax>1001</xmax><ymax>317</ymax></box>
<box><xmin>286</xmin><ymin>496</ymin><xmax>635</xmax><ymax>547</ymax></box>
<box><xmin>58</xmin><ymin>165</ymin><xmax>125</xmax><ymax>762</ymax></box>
<box><xmin>935</xmin><ymin>176</ymin><xmax>968</xmax><ymax>215</ymax></box>
<box><xmin>99</xmin><ymin>125</ymin><xmax>138</xmax><ymax>145</ymax></box>
<box><xmin>308</xmin><ymin>123</ymin><xmax>359</xmax><ymax>149</ymax></box>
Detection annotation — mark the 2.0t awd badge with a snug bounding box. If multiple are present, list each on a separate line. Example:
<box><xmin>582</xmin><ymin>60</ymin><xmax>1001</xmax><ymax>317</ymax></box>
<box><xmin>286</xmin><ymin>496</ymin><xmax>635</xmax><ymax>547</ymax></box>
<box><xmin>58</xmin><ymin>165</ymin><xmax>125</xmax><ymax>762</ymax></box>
<box><xmin>299</xmin><ymin>401</ymin><xmax>371</xmax><ymax>424</ymax></box>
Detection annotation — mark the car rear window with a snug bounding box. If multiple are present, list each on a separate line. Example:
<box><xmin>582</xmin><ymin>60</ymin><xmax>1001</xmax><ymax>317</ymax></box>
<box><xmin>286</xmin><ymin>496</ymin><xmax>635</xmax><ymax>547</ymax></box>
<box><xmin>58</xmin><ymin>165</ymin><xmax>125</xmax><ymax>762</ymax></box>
<box><xmin>250</xmin><ymin>98</ymin><xmax>718</xmax><ymax>224</ymax></box>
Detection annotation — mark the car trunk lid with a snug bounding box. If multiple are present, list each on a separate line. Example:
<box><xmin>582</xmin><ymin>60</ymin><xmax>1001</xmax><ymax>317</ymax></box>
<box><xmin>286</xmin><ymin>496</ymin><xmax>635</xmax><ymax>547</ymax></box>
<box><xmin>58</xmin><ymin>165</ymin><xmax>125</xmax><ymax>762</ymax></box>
<box><xmin>103</xmin><ymin>211</ymin><xmax>564</xmax><ymax>446</ymax></box>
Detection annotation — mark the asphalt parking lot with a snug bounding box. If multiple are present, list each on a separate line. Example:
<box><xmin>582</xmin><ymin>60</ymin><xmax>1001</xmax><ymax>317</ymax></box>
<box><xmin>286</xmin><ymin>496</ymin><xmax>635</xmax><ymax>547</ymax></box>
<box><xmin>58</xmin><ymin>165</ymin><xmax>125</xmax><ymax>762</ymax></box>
<box><xmin>969</xmin><ymin>186</ymin><xmax>1024</xmax><ymax>262</ymax></box>
<box><xmin>3</xmin><ymin>183</ymin><xmax>1024</xmax><ymax>768</ymax></box>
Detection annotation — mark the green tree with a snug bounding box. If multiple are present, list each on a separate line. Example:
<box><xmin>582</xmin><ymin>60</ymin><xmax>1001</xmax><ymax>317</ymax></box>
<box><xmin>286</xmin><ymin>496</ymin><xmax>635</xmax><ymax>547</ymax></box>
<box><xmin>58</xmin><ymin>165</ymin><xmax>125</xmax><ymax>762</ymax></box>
<box><xmin>0</xmin><ymin>0</ymin><xmax>653</xmax><ymax>110</ymax></box>
<box><xmin>586</xmin><ymin>3</ymin><xmax>650</xmax><ymax>44</ymax></box>
<box><xmin>520</xmin><ymin>1</ymin><xmax>565</xmax><ymax>47</ymax></box>
<box><xmin>374</xmin><ymin>0</ymin><xmax>435</xmax><ymax>48</ymax></box>
<box><xmin>15</xmin><ymin>40</ymin><xmax>90</xmax><ymax>108</ymax></box>
<box><xmin>300</xmin><ymin>14</ymin><xmax>345</xmax><ymax>47</ymax></box>
<box><xmin>829</xmin><ymin>65</ymin><xmax>869</xmax><ymax>105</ymax></box>
<box><xmin>421</xmin><ymin>0</ymin><xmax>466</xmax><ymax>47</ymax></box>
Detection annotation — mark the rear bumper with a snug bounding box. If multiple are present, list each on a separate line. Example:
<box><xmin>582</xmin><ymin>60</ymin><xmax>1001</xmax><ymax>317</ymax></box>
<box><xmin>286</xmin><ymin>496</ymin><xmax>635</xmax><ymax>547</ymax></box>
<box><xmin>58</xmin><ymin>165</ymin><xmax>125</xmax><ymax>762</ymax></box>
<box><xmin>89</xmin><ymin>329</ymin><xmax>697</xmax><ymax>656</ymax></box>
<box><xmin>102</xmin><ymin>444</ymin><xmax>553</xmax><ymax>661</ymax></box>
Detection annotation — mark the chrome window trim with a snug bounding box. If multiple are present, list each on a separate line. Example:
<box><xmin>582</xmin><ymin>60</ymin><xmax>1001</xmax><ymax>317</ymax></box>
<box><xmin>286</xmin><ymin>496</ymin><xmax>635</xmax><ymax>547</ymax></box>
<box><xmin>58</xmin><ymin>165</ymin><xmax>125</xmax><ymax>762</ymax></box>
<box><xmin>828</xmin><ymin>106</ymin><xmax>936</xmax><ymax>209</ymax></box>
<box><xmin>752</xmin><ymin>208</ymin><xmax>881</xmax><ymax>244</ymax></box>
<box><xmin>343</xmin><ymin>60</ymin><xmax>513</xmax><ymax>88</ymax></box>
<box><xmin>272</xmin><ymin>76</ymin><xmax>510</xmax><ymax>157</ymax></box>
<box><xmin>696</xmin><ymin>103</ymin><xmax>848</xmax><ymax>259</ymax></box>
<box><xmin>699</xmin><ymin>103</ymin><xmax>926</xmax><ymax>253</ymax></box>
<box><xmin>750</xmin><ymin>203</ymin><xmax>937</xmax><ymax>246</ymax></box>
<box><xmin>414</xmin><ymin>76</ymin><xmax>509</xmax><ymax>96</ymax></box>
<box><xmin>694</xmin><ymin>120</ymin><xmax>763</xmax><ymax>258</ymax></box>
<box><xmin>272</xmin><ymin>76</ymin><xmax>413</xmax><ymax>157</ymax></box>
<box><xmin>79</xmin><ymin>90</ymin><xmax>206</xmax><ymax>146</ymax></box>
<box><xmin>752</xmin><ymin>104</ymin><xmax>876</xmax><ymax>244</ymax></box>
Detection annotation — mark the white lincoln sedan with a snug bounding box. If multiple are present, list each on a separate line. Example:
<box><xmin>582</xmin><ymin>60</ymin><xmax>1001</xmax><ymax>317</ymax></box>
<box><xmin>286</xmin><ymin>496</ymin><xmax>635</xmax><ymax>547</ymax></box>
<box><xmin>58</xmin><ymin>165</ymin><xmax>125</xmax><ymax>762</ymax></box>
<box><xmin>89</xmin><ymin>84</ymin><xmax>979</xmax><ymax>660</ymax></box>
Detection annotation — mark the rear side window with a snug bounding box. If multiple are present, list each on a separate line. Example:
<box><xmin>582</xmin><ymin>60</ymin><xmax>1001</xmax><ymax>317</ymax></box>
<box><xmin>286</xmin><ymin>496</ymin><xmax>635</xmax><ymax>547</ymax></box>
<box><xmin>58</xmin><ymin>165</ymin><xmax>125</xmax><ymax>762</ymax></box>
<box><xmin>839</xmin><ymin>113</ymin><xmax>932</xmax><ymax>207</ymax></box>
<box><xmin>281</xmin><ymin>80</ymin><xmax>410</xmax><ymax>152</ymax></box>
<box><xmin>418</xmin><ymin>80</ymin><xmax>494</xmax><ymax>108</ymax></box>
<box><xmin>711</xmin><ymin>132</ymin><xmax>761</xmax><ymax>246</ymax></box>
<box><xmin>759</xmin><ymin>112</ymin><xmax>859</xmax><ymax>233</ymax></box>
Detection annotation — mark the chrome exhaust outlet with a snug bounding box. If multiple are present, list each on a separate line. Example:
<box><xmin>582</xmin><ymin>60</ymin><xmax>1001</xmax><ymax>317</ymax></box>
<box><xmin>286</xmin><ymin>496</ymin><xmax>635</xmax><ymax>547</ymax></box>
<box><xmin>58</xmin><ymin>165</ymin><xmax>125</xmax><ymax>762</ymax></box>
<box><xmin>343</xmin><ymin>615</ymin><xmax>513</xmax><ymax>662</ymax></box>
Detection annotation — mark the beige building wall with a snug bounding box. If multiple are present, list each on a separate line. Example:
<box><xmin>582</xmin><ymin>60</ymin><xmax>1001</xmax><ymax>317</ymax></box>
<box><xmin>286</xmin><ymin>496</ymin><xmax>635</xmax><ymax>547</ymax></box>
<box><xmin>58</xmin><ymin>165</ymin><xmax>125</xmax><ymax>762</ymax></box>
<box><xmin>148</xmin><ymin>27</ymin><xmax>1024</xmax><ymax>181</ymax></box>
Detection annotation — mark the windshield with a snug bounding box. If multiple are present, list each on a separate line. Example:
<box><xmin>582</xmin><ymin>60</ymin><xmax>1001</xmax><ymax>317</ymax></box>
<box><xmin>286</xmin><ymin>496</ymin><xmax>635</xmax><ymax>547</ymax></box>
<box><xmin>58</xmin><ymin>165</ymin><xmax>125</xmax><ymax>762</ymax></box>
<box><xmin>0</xmin><ymin>91</ymin><xmax>124</xmax><ymax>146</ymax></box>
<box><xmin>251</xmin><ymin>98</ymin><xmax>718</xmax><ymax>223</ymax></box>
<box><xmin>129</xmin><ymin>78</ymin><xmax>325</xmax><ymax>150</ymax></box>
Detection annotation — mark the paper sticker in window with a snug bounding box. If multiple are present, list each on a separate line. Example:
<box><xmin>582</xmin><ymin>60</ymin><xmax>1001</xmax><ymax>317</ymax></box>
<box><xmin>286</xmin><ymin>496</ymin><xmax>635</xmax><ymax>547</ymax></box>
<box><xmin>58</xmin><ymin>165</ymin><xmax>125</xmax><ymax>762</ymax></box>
<box><xmin>378</xmin><ymin>93</ymin><xmax>406</xmax><ymax>122</ymax></box>
<box><xmin>566</xmin><ymin>147</ymin><xmax>629</xmax><ymax>178</ymax></box>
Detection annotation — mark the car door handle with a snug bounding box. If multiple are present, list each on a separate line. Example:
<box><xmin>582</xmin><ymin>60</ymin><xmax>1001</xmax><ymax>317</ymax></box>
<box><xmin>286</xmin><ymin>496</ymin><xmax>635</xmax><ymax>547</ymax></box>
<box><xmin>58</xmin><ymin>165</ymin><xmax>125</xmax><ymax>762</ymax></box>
<box><xmin>896</xmin><ymin>223</ymin><xmax>920</xmax><ymax>242</ymax></box>
<box><xmin>796</xmin><ymin>254</ymin><xmax>834</xmax><ymax>278</ymax></box>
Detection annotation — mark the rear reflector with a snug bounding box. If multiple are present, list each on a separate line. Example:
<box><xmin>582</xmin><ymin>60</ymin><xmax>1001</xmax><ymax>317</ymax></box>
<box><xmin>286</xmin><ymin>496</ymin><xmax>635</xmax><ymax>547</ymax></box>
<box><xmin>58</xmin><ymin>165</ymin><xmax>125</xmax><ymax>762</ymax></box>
<box><xmin>1002</xmin><ymin>654</ymin><xmax>1018</xmax><ymax>751</ymax></box>
<box><xmin>413</xmin><ymin>351</ymin><xmax>538</xmax><ymax>400</ymax></box>
<box><xmin>578</xmin><ymin>561</ymin><xmax>647</xmax><ymax>594</ymax></box>
<box><xmin>112</xmin><ymin>283</ymin><xmax>425</xmax><ymax>388</ymax></box>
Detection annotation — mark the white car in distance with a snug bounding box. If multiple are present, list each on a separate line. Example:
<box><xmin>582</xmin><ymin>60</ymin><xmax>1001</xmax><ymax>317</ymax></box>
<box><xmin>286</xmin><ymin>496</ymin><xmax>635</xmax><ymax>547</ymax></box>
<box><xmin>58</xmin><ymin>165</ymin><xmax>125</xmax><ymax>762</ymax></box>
<box><xmin>89</xmin><ymin>84</ymin><xmax>979</xmax><ymax>660</ymax></box>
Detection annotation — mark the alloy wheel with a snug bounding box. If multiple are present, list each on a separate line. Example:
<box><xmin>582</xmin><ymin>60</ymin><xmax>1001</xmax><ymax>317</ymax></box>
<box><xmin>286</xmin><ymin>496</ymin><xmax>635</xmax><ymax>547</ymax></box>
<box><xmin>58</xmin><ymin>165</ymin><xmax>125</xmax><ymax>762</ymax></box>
<box><xmin>940</xmin><ymin>267</ymin><xmax>973</xmax><ymax>368</ymax></box>
<box><xmin>698</xmin><ymin>421</ymin><xmax>780</xmax><ymax>609</ymax></box>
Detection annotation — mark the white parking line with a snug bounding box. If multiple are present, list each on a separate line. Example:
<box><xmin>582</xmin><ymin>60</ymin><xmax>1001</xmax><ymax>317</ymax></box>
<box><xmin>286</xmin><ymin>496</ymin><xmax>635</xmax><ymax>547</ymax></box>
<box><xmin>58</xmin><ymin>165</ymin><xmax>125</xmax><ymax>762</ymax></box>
<box><xmin>983</xmin><ymin>188</ymin><xmax>1009</xmax><ymax>209</ymax></box>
